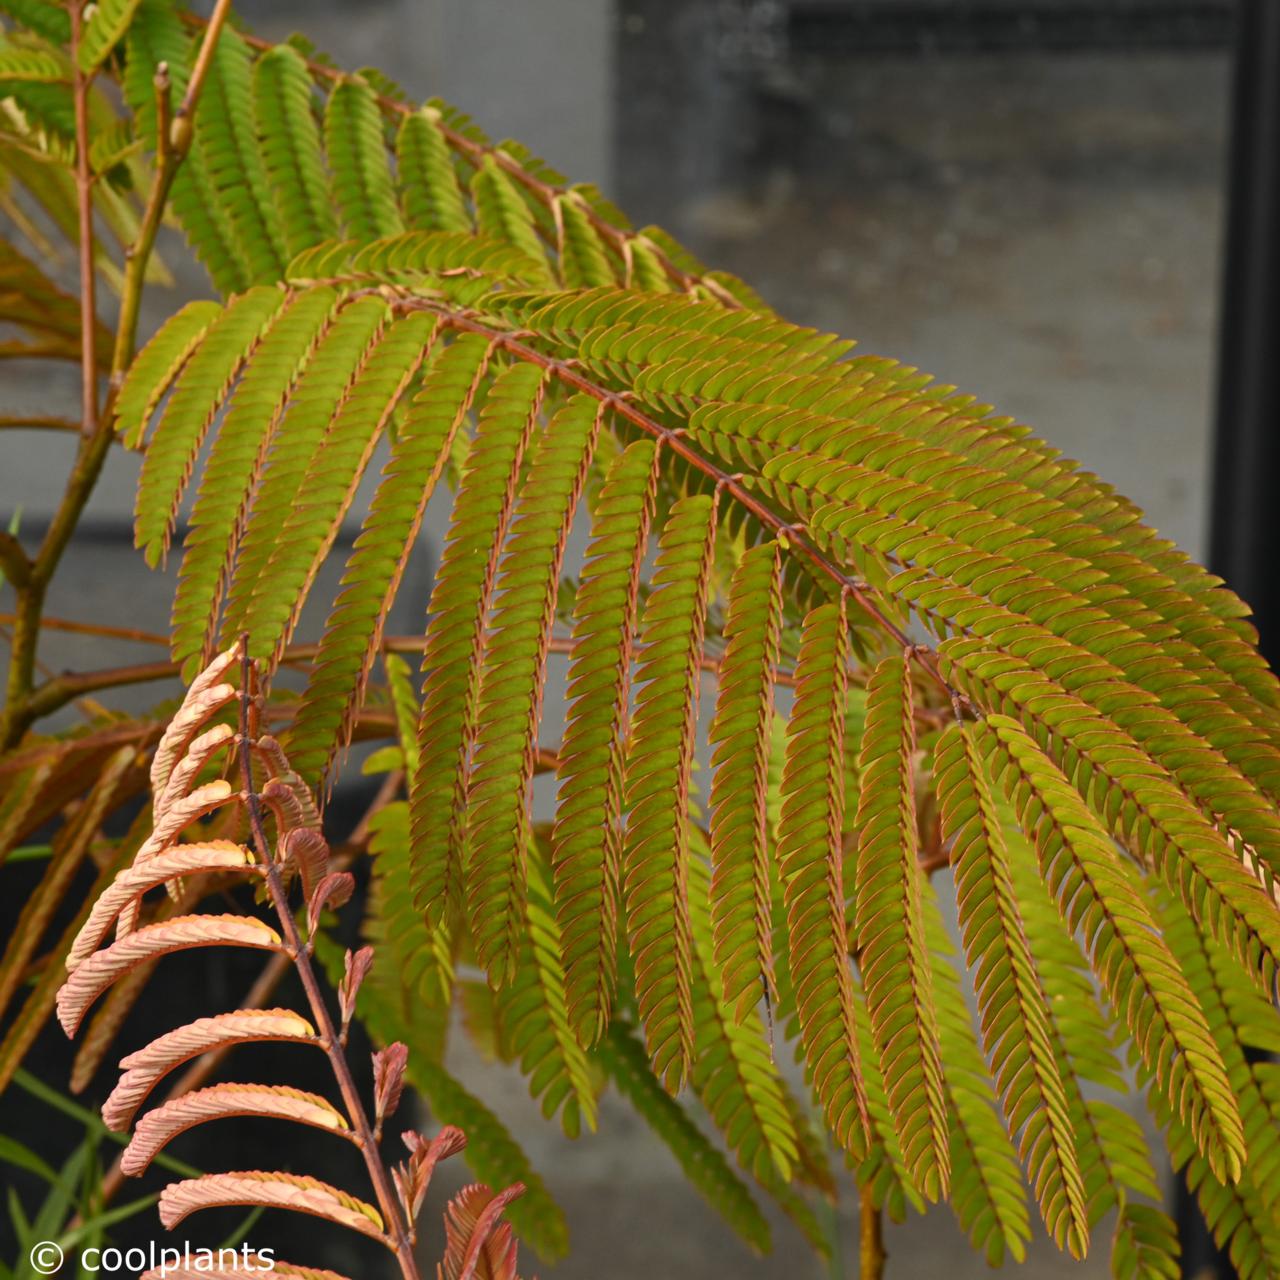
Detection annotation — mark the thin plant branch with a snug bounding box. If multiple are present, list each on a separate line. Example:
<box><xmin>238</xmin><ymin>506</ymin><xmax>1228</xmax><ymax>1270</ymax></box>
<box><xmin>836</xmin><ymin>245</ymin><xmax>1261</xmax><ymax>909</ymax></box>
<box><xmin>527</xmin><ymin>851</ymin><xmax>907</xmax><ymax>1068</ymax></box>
<box><xmin>859</xmin><ymin>1183</ymin><xmax>887</xmax><ymax>1280</ymax></box>
<box><xmin>235</xmin><ymin>636</ymin><xmax>420</xmax><ymax>1278</ymax></box>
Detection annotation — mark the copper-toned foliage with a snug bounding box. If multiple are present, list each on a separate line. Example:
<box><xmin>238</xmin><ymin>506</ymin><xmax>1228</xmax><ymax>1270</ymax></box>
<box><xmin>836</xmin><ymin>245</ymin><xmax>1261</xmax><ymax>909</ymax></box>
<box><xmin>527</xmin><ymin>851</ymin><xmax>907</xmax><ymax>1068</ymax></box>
<box><xmin>159</xmin><ymin>1171</ymin><xmax>386</xmax><ymax>1239</ymax></box>
<box><xmin>122</xmin><ymin>1082</ymin><xmax>349</xmax><ymax>1174</ymax></box>
<box><xmin>58</xmin><ymin>647</ymin><xmax>527</xmax><ymax>1280</ymax></box>
<box><xmin>104</xmin><ymin>1009</ymin><xmax>320</xmax><ymax>1131</ymax></box>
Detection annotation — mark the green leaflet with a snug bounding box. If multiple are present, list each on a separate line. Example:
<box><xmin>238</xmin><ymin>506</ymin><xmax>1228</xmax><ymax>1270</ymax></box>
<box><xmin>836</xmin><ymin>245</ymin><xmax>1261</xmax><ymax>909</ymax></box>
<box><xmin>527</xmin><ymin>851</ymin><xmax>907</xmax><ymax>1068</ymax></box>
<box><xmin>288</xmin><ymin>333</ymin><xmax>492</xmax><ymax>784</ymax></box>
<box><xmin>235</xmin><ymin>309</ymin><xmax>438</xmax><ymax>665</ymax></box>
<box><xmin>77</xmin><ymin>0</ymin><xmax>142</xmax><ymax>73</ymax></box>
<box><xmin>551</xmin><ymin>438</ymin><xmax>658</xmax><ymax>1045</ymax></box>
<box><xmin>932</xmin><ymin>723</ymin><xmax>1088</xmax><ymax>1256</ymax></box>
<box><xmin>132</xmin><ymin>287</ymin><xmax>286</xmax><ymax>567</ymax></box>
<box><xmin>688</xmin><ymin>839</ymin><xmax>798</xmax><ymax>1182</ymax></box>
<box><xmin>853</xmin><ymin>652</ymin><xmax>949</xmax><ymax>1201</ymax></box>
<box><xmin>851</xmin><ymin>966</ymin><xmax>923</xmax><ymax>1223</ymax></box>
<box><xmin>980</xmin><ymin>716</ymin><xmax>1246</xmax><ymax>1186</ymax></box>
<box><xmin>0</xmin><ymin>0</ymin><xmax>69</xmax><ymax>44</ymax></box>
<box><xmin>367</xmin><ymin>800</ymin><xmax>452</xmax><ymax>1010</ymax></box>
<box><xmin>193</xmin><ymin>29</ymin><xmax>288</xmax><ymax>284</ymax></box>
<box><xmin>0</xmin><ymin>48</ymin><xmax>66</xmax><ymax>83</ymax></box>
<box><xmin>253</xmin><ymin>45</ymin><xmax>340</xmax><ymax>259</ymax></box>
<box><xmin>324</xmin><ymin>76</ymin><xmax>403</xmax><ymax>242</ymax></box>
<box><xmin>214</xmin><ymin>296</ymin><xmax>389</xmax><ymax>656</ymax></box>
<box><xmin>467</xmin><ymin>395</ymin><xmax>600</xmax><ymax>982</ymax></box>
<box><xmin>921</xmin><ymin>889</ymin><xmax>1030</xmax><ymax>1266</ymax></box>
<box><xmin>1111</xmin><ymin>1202</ymin><xmax>1181</xmax><ymax>1280</ymax></box>
<box><xmin>941</xmin><ymin>641</ymin><xmax>1280</xmax><ymax>993</ymax></box>
<box><xmin>397</xmin><ymin>107</ymin><xmax>471</xmax><ymax>233</ymax></box>
<box><xmin>115</xmin><ymin>298</ymin><xmax>222</xmax><ymax>448</ymax></box>
<box><xmin>775</xmin><ymin>599</ymin><xmax>869</xmax><ymax>1160</ymax></box>
<box><xmin>472</xmin><ymin>156</ymin><xmax>553</xmax><ymax>286</ymax></box>
<box><xmin>410</xmin><ymin>361</ymin><xmax>548</xmax><ymax>928</ymax></box>
<box><xmin>556</xmin><ymin>194</ymin><xmax>617</xmax><ymax>288</ymax></box>
<box><xmin>121</xmin><ymin>2</ymin><xmax>248</xmax><ymax>296</ymax></box>
<box><xmin>493</xmin><ymin>848</ymin><xmax>597</xmax><ymax>1136</ymax></box>
<box><xmin>594</xmin><ymin>1022</ymin><xmax>770</xmax><ymax>1254</ymax></box>
<box><xmin>170</xmin><ymin>287</ymin><xmax>342</xmax><ymax>673</ymax></box>
<box><xmin>707</xmin><ymin>540</ymin><xmax>782</xmax><ymax>1023</ymax></box>
<box><xmin>623</xmin><ymin>494</ymin><xmax>716</xmax><ymax>1091</ymax></box>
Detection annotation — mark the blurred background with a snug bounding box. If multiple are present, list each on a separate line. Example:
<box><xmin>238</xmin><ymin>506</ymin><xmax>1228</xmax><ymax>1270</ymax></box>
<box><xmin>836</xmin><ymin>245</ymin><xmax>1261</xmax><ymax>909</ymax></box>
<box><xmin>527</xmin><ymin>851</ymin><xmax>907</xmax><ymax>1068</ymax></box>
<box><xmin>4</xmin><ymin>1</ymin><xmax>1274</xmax><ymax>1276</ymax></box>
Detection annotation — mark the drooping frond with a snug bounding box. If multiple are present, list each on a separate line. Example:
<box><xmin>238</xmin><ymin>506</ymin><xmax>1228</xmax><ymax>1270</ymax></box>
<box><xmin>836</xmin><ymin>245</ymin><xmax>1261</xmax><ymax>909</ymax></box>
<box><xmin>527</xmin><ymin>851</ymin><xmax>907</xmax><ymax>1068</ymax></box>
<box><xmin>853</xmin><ymin>652</ymin><xmax>948</xmax><ymax>1200</ymax></box>
<box><xmin>492</xmin><ymin>848</ymin><xmax>597</xmax><ymax>1136</ymax></box>
<box><xmin>923</xmin><ymin>889</ymin><xmax>1031</xmax><ymax>1266</ymax></box>
<box><xmin>622</xmin><ymin>493</ymin><xmax>716</xmax><ymax>1091</ymax></box>
<box><xmin>688</xmin><ymin>841</ymin><xmax>799</xmax><ymax>1183</ymax></box>
<box><xmin>467</xmin><ymin>395</ymin><xmax>600</xmax><ymax>981</ymax></box>
<box><xmin>1148</xmin><ymin>890</ymin><xmax>1280</xmax><ymax>1280</ymax></box>
<box><xmin>979</xmin><ymin>715</ymin><xmax>1246</xmax><ymax>1185</ymax></box>
<box><xmin>133</xmin><ymin>286</ymin><xmax>287</xmax><ymax>566</ymax></box>
<box><xmin>1001</xmin><ymin>802</ymin><xmax>1177</xmax><ymax>1274</ymax></box>
<box><xmin>253</xmin><ymin>45</ymin><xmax>340</xmax><ymax>258</ymax></box>
<box><xmin>325</xmin><ymin>75</ymin><xmax>404</xmax><ymax>243</ymax></box>
<box><xmin>396</xmin><ymin>106</ymin><xmax>471</xmax><ymax>234</ymax></box>
<box><xmin>933</xmin><ymin>722</ymin><xmax>1088</xmax><ymax>1256</ymax></box>
<box><xmin>552</xmin><ymin>438</ymin><xmax>658</xmax><ymax>1045</ymax></box>
<box><xmin>410</xmin><ymin>361</ymin><xmax>547</xmax><ymax>927</ymax></box>
<box><xmin>288</xmin><ymin>335</ymin><xmax>492</xmax><ymax>782</ymax></box>
<box><xmin>775</xmin><ymin>599</ymin><xmax>869</xmax><ymax>1159</ymax></box>
<box><xmin>708</xmin><ymin>540</ymin><xmax>783</xmax><ymax>1022</ymax></box>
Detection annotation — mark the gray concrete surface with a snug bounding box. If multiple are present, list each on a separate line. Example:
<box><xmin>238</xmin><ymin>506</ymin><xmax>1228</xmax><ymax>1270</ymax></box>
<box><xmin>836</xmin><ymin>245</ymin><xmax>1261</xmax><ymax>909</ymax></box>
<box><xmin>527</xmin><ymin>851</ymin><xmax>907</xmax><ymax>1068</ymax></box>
<box><xmin>0</xmin><ymin>6</ymin><xmax>1232</xmax><ymax>1277</ymax></box>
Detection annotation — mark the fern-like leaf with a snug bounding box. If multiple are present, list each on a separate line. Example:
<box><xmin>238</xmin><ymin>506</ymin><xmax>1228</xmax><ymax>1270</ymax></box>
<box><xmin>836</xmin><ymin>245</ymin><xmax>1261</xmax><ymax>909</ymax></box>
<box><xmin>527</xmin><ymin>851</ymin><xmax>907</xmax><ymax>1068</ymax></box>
<box><xmin>397</xmin><ymin>106</ymin><xmax>471</xmax><ymax>233</ymax></box>
<box><xmin>707</xmin><ymin>540</ymin><xmax>783</xmax><ymax>1022</ymax></box>
<box><xmin>411</xmin><ymin>361</ymin><xmax>547</xmax><ymax>925</ymax></box>
<box><xmin>133</xmin><ymin>287</ymin><xmax>286</xmax><ymax>567</ymax></box>
<box><xmin>253</xmin><ymin>45</ymin><xmax>340</xmax><ymax>258</ymax></box>
<box><xmin>980</xmin><ymin>715</ymin><xmax>1246</xmax><ymax>1184</ymax></box>
<box><xmin>467</xmin><ymin>395</ymin><xmax>600</xmax><ymax>980</ymax></box>
<box><xmin>775</xmin><ymin>598</ymin><xmax>870</xmax><ymax>1159</ymax></box>
<box><xmin>324</xmin><ymin>76</ymin><xmax>403</xmax><ymax>241</ymax></box>
<box><xmin>854</xmin><ymin>652</ymin><xmax>949</xmax><ymax>1199</ymax></box>
<box><xmin>622</xmin><ymin>494</ymin><xmax>716</xmax><ymax>1090</ymax></box>
<box><xmin>288</xmin><ymin>334</ymin><xmax>492</xmax><ymax>782</ymax></box>
<box><xmin>932</xmin><ymin>722</ymin><xmax>1088</xmax><ymax>1255</ymax></box>
<box><xmin>551</xmin><ymin>438</ymin><xmax>658</xmax><ymax>1044</ymax></box>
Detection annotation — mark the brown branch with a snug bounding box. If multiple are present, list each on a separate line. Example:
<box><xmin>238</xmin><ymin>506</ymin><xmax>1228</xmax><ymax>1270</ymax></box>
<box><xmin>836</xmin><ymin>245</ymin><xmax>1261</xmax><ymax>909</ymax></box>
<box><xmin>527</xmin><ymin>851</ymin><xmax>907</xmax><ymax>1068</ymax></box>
<box><xmin>235</xmin><ymin>638</ymin><xmax>420</xmax><ymax>1277</ymax></box>
<box><xmin>0</xmin><ymin>614</ymin><xmax>172</xmax><ymax>646</ymax></box>
<box><xmin>0</xmin><ymin>415</ymin><xmax>83</xmax><ymax>433</ymax></box>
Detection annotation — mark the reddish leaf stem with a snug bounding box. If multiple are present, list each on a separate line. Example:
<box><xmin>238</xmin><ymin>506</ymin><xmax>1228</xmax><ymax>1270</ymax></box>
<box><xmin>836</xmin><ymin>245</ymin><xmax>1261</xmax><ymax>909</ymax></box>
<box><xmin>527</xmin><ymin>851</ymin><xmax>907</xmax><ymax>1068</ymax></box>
<box><xmin>235</xmin><ymin>638</ymin><xmax>420</xmax><ymax>1278</ymax></box>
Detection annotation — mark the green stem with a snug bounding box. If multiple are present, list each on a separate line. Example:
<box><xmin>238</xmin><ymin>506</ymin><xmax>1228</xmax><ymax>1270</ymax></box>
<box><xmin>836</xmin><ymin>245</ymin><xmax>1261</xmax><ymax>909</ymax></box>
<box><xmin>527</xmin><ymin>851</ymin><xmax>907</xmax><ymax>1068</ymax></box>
<box><xmin>859</xmin><ymin>1184</ymin><xmax>886</xmax><ymax>1280</ymax></box>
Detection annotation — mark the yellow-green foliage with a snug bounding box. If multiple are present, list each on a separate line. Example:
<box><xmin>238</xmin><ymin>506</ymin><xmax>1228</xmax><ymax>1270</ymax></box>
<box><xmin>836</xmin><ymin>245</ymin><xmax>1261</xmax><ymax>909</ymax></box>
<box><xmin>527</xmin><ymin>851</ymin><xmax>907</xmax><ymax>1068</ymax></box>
<box><xmin>5</xmin><ymin>1</ymin><xmax>1280</xmax><ymax>1270</ymax></box>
